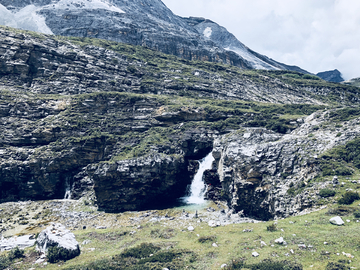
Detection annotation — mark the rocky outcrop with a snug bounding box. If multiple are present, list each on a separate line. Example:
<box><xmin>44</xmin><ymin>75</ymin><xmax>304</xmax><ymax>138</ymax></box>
<box><xmin>316</xmin><ymin>69</ymin><xmax>344</xmax><ymax>83</ymax></box>
<box><xmin>91</xmin><ymin>154</ymin><xmax>188</xmax><ymax>212</ymax></box>
<box><xmin>211</xmin><ymin>111</ymin><xmax>360</xmax><ymax>220</ymax></box>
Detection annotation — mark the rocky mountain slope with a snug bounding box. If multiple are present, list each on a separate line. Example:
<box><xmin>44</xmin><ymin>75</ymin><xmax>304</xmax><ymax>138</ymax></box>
<box><xmin>0</xmin><ymin>0</ymin><xmax>308</xmax><ymax>73</ymax></box>
<box><xmin>343</xmin><ymin>77</ymin><xmax>360</xmax><ymax>87</ymax></box>
<box><xmin>316</xmin><ymin>69</ymin><xmax>344</xmax><ymax>83</ymax></box>
<box><xmin>1</xmin><ymin>26</ymin><xmax>360</xmax><ymax>219</ymax></box>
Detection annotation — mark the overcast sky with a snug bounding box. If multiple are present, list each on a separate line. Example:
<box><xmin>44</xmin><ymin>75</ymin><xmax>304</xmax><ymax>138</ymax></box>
<box><xmin>162</xmin><ymin>0</ymin><xmax>360</xmax><ymax>80</ymax></box>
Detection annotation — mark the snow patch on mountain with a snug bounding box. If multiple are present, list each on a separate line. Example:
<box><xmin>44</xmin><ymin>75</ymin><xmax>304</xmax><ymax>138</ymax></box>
<box><xmin>47</xmin><ymin>0</ymin><xmax>125</xmax><ymax>14</ymax></box>
<box><xmin>0</xmin><ymin>4</ymin><xmax>53</xmax><ymax>34</ymax></box>
<box><xmin>203</xmin><ymin>27</ymin><xmax>212</xmax><ymax>38</ymax></box>
<box><xmin>225</xmin><ymin>47</ymin><xmax>280</xmax><ymax>70</ymax></box>
<box><xmin>0</xmin><ymin>0</ymin><xmax>124</xmax><ymax>35</ymax></box>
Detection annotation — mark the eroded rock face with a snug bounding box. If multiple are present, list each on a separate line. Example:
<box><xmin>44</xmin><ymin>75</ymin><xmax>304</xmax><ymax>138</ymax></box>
<box><xmin>212</xmin><ymin>112</ymin><xmax>360</xmax><ymax>220</ymax></box>
<box><xmin>91</xmin><ymin>154</ymin><xmax>188</xmax><ymax>212</ymax></box>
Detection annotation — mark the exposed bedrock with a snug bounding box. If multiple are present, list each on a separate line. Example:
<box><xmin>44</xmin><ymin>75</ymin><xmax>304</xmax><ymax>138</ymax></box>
<box><xmin>211</xmin><ymin>112</ymin><xmax>360</xmax><ymax>220</ymax></box>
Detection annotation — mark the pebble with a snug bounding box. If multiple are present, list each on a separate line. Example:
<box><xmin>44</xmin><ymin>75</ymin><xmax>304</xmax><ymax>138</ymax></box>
<box><xmin>212</xmin><ymin>243</ymin><xmax>218</xmax><ymax>247</ymax></box>
<box><xmin>252</xmin><ymin>251</ymin><xmax>259</xmax><ymax>257</ymax></box>
<box><xmin>187</xmin><ymin>226</ymin><xmax>194</xmax><ymax>231</ymax></box>
<box><xmin>221</xmin><ymin>264</ymin><xmax>227</xmax><ymax>268</ymax></box>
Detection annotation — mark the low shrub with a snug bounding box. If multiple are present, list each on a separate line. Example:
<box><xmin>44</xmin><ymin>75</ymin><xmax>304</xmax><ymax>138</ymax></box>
<box><xmin>0</xmin><ymin>255</ymin><xmax>10</xmax><ymax>269</ymax></box>
<box><xmin>47</xmin><ymin>246</ymin><xmax>80</xmax><ymax>263</ymax></box>
<box><xmin>319</xmin><ymin>189</ymin><xmax>336</xmax><ymax>198</ymax></box>
<box><xmin>326</xmin><ymin>261</ymin><xmax>349</xmax><ymax>270</ymax></box>
<box><xmin>8</xmin><ymin>246</ymin><xmax>24</xmax><ymax>260</ymax></box>
<box><xmin>354</xmin><ymin>210</ymin><xmax>360</xmax><ymax>218</ymax></box>
<box><xmin>266</xmin><ymin>224</ymin><xmax>278</xmax><ymax>232</ymax></box>
<box><xmin>120</xmin><ymin>243</ymin><xmax>161</xmax><ymax>259</ymax></box>
<box><xmin>338</xmin><ymin>191</ymin><xmax>360</xmax><ymax>205</ymax></box>
<box><xmin>327</xmin><ymin>205</ymin><xmax>357</xmax><ymax>216</ymax></box>
<box><xmin>225</xmin><ymin>259</ymin><xmax>302</xmax><ymax>270</ymax></box>
<box><xmin>249</xmin><ymin>259</ymin><xmax>303</xmax><ymax>270</ymax></box>
<box><xmin>198</xmin><ymin>236</ymin><xmax>217</xmax><ymax>243</ymax></box>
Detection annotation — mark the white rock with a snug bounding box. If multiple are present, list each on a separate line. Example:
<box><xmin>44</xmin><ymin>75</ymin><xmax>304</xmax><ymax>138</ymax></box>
<box><xmin>82</xmin><ymin>240</ymin><xmax>91</xmax><ymax>245</ymax></box>
<box><xmin>346</xmin><ymin>220</ymin><xmax>351</xmax><ymax>223</ymax></box>
<box><xmin>35</xmin><ymin>258</ymin><xmax>45</xmax><ymax>264</ymax></box>
<box><xmin>275</xmin><ymin>237</ymin><xmax>284</xmax><ymax>244</ymax></box>
<box><xmin>0</xmin><ymin>235</ymin><xmax>36</xmax><ymax>251</ymax></box>
<box><xmin>96</xmin><ymin>226</ymin><xmax>107</xmax><ymax>229</ymax></box>
<box><xmin>36</xmin><ymin>223</ymin><xmax>80</xmax><ymax>259</ymax></box>
<box><xmin>221</xmin><ymin>264</ymin><xmax>228</xmax><ymax>268</ymax></box>
<box><xmin>212</xmin><ymin>243</ymin><xmax>218</xmax><ymax>247</ymax></box>
<box><xmin>208</xmin><ymin>220</ymin><xmax>219</xmax><ymax>227</ymax></box>
<box><xmin>329</xmin><ymin>216</ymin><xmax>345</xmax><ymax>226</ymax></box>
<box><xmin>252</xmin><ymin>251</ymin><xmax>259</xmax><ymax>257</ymax></box>
<box><xmin>187</xmin><ymin>226</ymin><xmax>194</xmax><ymax>231</ymax></box>
<box><xmin>260</xmin><ymin>241</ymin><xmax>267</xmax><ymax>246</ymax></box>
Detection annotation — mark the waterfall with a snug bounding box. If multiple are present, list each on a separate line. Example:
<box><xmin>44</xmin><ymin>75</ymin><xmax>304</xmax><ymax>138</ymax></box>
<box><xmin>64</xmin><ymin>177</ymin><xmax>72</xmax><ymax>200</ymax></box>
<box><xmin>182</xmin><ymin>152</ymin><xmax>214</xmax><ymax>205</ymax></box>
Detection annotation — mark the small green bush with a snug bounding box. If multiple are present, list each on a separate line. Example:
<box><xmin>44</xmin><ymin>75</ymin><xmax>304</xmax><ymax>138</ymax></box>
<box><xmin>338</xmin><ymin>191</ymin><xmax>360</xmax><ymax>205</ymax></box>
<box><xmin>327</xmin><ymin>205</ymin><xmax>356</xmax><ymax>216</ymax></box>
<box><xmin>121</xmin><ymin>243</ymin><xmax>161</xmax><ymax>259</ymax></box>
<box><xmin>326</xmin><ymin>261</ymin><xmax>349</xmax><ymax>270</ymax></box>
<box><xmin>354</xmin><ymin>210</ymin><xmax>360</xmax><ymax>218</ymax></box>
<box><xmin>225</xmin><ymin>259</ymin><xmax>302</xmax><ymax>270</ymax></box>
<box><xmin>0</xmin><ymin>255</ymin><xmax>10</xmax><ymax>269</ymax></box>
<box><xmin>319</xmin><ymin>189</ymin><xmax>336</xmax><ymax>198</ymax></box>
<box><xmin>198</xmin><ymin>236</ymin><xmax>217</xmax><ymax>243</ymax></box>
<box><xmin>249</xmin><ymin>259</ymin><xmax>303</xmax><ymax>270</ymax></box>
<box><xmin>47</xmin><ymin>246</ymin><xmax>80</xmax><ymax>263</ymax></box>
<box><xmin>8</xmin><ymin>246</ymin><xmax>24</xmax><ymax>260</ymax></box>
<box><xmin>266</xmin><ymin>224</ymin><xmax>277</xmax><ymax>232</ymax></box>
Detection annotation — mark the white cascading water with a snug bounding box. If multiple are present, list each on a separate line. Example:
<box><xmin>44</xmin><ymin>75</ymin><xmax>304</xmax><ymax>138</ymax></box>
<box><xmin>182</xmin><ymin>152</ymin><xmax>215</xmax><ymax>205</ymax></box>
<box><xmin>64</xmin><ymin>178</ymin><xmax>72</xmax><ymax>200</ymax></box>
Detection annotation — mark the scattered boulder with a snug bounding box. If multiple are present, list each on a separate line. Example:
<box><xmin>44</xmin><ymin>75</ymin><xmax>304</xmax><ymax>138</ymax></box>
<box><xmin>208</xmin><ymin>220</ymin><xmax>220</xmax><ymax>227</ymax></box>
<box><xmin>252</xmin><ymin>251</ymin><xmax>259</xmax><ymax>257</ymax></box>
<box><xmin>275</xmin><ymin>237</ymin><xmax>285</xmax><ymax>244</ymax></box>
<box><xmin>187</xmin><ymin>226</ymin><xmax>195</xmax><ymax>231</ymax></box>
<box><xmin>329</xmin><ymin>216</ymin><xmax>345</xmax><ymax>226</ymax></box>
<box><xmin>36</xmin><ymin>223</ymin><xmax>80</xmax><ymax>262</ymax></box>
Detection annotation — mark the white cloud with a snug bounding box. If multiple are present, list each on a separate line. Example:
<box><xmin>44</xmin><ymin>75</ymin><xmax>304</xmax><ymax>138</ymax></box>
<box><xmin>163</xmin><ymin>0</ymin><xmax>360</xmax><ymax>79</ymax></box>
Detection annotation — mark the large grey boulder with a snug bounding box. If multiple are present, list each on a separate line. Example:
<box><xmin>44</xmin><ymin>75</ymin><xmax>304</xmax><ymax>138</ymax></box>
<box><xmin>329</xmin><ymin>216</ymin><xmax>345</xmax><ymax>226</ymax></box>
<box><xmin>36</xmin><ymin>223</ymin><xmax>80</xmax><ymax>261</ymax></box>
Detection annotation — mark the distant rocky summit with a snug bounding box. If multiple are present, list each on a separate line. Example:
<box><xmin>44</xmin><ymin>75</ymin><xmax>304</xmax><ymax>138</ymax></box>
<box><xmin>316</xmin><ymin>69</ymin><xmax>344</xmax><ymax>83</ymax></box>
<box><xmin>0</xmin><ymin>0</ymin><xmax>307</xmax><ymax>73</ymax></box>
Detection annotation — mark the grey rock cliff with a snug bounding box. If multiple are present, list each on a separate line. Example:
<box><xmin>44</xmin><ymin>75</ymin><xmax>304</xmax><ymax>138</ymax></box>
<box><xmin>212</xmin><ymin>111</ymin><xmax>360</xmax><ymax>219</ymax></box>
